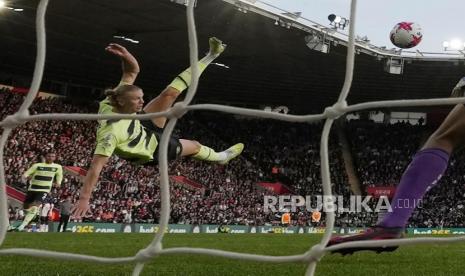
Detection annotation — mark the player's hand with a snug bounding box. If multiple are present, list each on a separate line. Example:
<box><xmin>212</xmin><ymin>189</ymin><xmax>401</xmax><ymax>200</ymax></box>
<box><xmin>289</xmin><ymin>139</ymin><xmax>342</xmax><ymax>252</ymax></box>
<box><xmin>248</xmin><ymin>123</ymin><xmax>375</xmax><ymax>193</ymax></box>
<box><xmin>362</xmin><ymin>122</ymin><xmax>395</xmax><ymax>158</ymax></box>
<box><xmin>71</xmin><ymin>198</ymin><xmax>91</xmax><ymax>218</ymax></box>
<box><xmin>105</xmin><ymin>43</ymin><xmax>140</xmax><ymax>77</ymax></box>
<box><xmin>105</xmin><ymin>43</ymin><xmax>131</xmax><ymax>58</ymax></box>
<box><xmin>451</xmin><ymin>77</ymin><xmax>465</xmax><ymax>98</ymax></box>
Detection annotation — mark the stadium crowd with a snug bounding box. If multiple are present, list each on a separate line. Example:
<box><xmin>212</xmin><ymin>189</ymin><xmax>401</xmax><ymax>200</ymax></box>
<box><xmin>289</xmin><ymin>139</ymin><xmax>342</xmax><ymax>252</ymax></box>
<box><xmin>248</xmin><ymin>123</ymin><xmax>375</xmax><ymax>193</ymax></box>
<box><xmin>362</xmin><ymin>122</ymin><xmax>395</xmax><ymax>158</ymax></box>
<box><xmin>3</xmin><ymin>88</ymin><xmax>465</xmax><ymax>228</ymax></box>
<box><xmin>347</xmin><ymin>120</ymin><xmax>426</xmax><ymax>187</ymax></box>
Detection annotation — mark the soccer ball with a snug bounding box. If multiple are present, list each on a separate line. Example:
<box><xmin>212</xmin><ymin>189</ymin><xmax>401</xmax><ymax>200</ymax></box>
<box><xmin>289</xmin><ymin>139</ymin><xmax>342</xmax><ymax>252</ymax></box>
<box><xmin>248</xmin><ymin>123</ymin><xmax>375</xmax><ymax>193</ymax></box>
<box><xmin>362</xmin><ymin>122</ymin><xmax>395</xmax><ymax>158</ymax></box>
<box><xmin>389</xmin><ymin>22</ymin><xmax>423</xmax><ymax>49</ymax></box>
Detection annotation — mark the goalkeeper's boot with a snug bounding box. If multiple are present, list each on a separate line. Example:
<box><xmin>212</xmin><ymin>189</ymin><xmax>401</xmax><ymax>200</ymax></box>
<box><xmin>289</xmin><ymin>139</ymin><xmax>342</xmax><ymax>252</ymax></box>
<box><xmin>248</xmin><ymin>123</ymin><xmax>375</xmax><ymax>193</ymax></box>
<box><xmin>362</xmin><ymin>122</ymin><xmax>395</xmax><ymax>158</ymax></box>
<box><xmin>208</xmin><ymin>37</ymin><xmax>226</xmax><ymax>57</ymax></box>
<box><xmin>451</xmin><ymin>77</ymin><xmax>465</xmax><ymax>98</ymax></box>
<box><xmin>218</xmin><ymin>143</ymin><xmax>244</xmax><ymax>165</ymax></box>
<box><xmin>327</xmin><ymin>226</ymin><xmax>403</xmax><ymax>255</ymax></box>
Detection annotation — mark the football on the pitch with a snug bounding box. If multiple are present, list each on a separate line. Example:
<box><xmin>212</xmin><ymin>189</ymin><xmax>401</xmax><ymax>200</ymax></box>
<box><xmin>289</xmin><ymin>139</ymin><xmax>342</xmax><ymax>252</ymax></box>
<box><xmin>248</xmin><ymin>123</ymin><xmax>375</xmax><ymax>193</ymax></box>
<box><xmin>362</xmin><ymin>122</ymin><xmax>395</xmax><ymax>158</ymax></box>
<box><xmin>389</xmin><ymin>22</ymin><xmax>423</xmax><ymax>49</ymax></box>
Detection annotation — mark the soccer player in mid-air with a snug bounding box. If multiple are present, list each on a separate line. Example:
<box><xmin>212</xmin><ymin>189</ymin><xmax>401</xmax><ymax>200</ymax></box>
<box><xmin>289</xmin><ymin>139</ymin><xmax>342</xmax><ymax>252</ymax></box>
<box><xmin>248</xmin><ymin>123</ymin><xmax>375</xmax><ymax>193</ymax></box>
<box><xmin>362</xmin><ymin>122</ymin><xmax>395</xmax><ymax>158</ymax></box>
<box><xmin>72</xmin><ymin>38</ymin><xmax>244</xmax><ymax>217</ymax></box>
<box><xmin>9</xmin><ymin>152</ymin><xmax>63</xmax><ymax>232</ymax></box>
<box><xmin>328</xmin><ymin>77</ymin><xmax>465</xmax><ymax>254</ymax></box>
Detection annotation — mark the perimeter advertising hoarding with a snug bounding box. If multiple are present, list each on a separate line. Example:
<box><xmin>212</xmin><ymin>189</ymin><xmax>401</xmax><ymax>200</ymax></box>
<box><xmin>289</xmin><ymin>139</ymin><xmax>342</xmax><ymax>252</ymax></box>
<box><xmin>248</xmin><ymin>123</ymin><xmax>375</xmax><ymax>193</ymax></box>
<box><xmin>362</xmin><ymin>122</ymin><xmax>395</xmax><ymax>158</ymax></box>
<box><xmin>28</xmin><ymin>222</ymin><xmax>465</xmax><ymax>235</ymax></box>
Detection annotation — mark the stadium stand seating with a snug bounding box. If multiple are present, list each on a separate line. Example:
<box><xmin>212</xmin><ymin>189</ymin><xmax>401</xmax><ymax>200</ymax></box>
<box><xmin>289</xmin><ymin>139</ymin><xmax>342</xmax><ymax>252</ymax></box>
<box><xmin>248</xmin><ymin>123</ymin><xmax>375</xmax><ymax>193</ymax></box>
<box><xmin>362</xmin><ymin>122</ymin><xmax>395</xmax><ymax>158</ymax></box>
<box><xmin>3</xmin><ymin>87</ymin><xmax>465</xmax><ymax>227</ymax></box>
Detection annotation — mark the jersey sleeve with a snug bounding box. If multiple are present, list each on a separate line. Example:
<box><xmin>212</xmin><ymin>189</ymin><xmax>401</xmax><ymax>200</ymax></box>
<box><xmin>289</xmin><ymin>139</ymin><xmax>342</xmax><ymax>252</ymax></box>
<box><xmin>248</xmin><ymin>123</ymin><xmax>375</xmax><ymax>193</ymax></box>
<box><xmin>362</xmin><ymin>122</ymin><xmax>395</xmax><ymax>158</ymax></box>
<box><xmin>23</xmin><ymin>163</ymin><xmax>38</xmax><ymax>178</ymax></box>
<box><xmin>94</xmin><ymin>132</ymin><xmax>118</xmax><ymax>157</ymax></box>
<box><xmin>55</xmin><ymin>165</ymin><xmax>63</xmax><ymax>186</ymax></box>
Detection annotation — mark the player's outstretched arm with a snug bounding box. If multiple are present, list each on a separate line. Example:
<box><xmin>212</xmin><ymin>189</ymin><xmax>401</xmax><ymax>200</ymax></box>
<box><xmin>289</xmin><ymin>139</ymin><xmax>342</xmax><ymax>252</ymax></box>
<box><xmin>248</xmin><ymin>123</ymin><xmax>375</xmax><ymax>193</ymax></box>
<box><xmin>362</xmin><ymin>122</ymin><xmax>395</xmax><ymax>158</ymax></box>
<box><xmin>105</xmin><ymin>43</ymin><xmax>140</xmax><ymax>86</ymax></box>
<box><xmin>72</xmin><ymin>154</ymin><xmax>109</xmax><ymax>218</ymax></box>
<box><xmin>53</xmin><ymin>165</ymin><xmax>63</xmax><ymax>188</ymax></box>
<box><xmin>23</xmin><ymin>163</ymin><xmax>38</xmax><ymax>180</ymax></box>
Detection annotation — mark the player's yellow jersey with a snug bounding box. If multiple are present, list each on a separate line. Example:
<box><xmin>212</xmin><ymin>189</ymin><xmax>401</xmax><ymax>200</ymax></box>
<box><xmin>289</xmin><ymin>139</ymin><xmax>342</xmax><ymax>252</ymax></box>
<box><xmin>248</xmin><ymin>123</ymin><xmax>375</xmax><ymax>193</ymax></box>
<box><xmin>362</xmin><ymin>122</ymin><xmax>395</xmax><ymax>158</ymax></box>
<box><xmin>24</xmin><ymin>162</ymin><xmax>63</xmax><ymax>193</ymax></box>
<box><xmin>94</xmin><ymin>98</ymin><xmax>158</xmax><ymax>164</ymax></box>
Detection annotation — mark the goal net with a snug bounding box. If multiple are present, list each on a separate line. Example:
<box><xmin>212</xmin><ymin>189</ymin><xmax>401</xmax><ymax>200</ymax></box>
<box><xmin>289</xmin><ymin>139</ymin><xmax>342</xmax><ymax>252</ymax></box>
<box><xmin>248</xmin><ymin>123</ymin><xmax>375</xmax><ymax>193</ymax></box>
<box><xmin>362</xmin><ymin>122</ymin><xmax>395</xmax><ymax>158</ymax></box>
<box><xmin>1</xmin><ymin>1</ymin><xmax>465</xmax><ymax>275</ymax></box>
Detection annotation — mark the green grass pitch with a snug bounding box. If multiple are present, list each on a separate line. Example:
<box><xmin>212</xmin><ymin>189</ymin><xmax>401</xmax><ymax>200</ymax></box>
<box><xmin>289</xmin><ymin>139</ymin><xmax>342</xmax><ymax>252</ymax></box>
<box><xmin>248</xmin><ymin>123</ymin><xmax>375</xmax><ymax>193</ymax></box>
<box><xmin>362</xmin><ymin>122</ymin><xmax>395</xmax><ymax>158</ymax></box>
<box><xmin>1</xmin><ymin>233</ymin><xmax>463</xmax><ymax>275</ymax></box>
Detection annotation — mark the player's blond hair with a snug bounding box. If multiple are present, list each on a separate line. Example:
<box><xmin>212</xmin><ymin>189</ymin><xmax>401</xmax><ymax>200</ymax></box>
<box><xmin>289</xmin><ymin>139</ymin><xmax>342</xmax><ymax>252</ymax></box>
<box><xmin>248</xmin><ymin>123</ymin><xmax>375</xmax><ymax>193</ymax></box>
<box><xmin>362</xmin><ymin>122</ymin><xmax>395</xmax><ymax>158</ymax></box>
<box><xmin>104</xmin><ymin>84</ymin><xmax>140</xmax><ymax>107</ymax></box>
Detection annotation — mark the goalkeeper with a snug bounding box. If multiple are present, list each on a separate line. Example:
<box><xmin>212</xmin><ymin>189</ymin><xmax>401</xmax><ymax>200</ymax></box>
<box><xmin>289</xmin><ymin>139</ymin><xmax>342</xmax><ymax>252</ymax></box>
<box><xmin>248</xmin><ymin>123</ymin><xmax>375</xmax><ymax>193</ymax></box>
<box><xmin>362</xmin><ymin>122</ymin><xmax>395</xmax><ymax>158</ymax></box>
<box><xmin>73</xmin><ymin>38</ymin><xmax>243</xmax><ymax>217</ymax></box>
<box><xmin>328</xmin><ymin>77</ymin><xmax>465</xmax><ymax>254</ymax></box>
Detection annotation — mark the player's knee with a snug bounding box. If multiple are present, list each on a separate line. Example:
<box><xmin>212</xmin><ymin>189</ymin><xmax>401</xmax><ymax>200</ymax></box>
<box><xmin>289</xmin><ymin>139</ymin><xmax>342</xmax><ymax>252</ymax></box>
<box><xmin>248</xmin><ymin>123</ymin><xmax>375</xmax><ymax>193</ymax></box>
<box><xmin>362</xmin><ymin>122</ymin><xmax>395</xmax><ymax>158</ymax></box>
<box><xmin>426</xmin><ymin>105</ymin><xmax>465</xmax><ymax>151</ymax></box>
<box><xmin>426</xmin><ymin>131</ymin><xmax>458</xmax><ymax>152</ymax></box>
<box><xmin>192</xmin><ymin>140</ymin><xmax>201</xmax><ymax>148</ymax></box>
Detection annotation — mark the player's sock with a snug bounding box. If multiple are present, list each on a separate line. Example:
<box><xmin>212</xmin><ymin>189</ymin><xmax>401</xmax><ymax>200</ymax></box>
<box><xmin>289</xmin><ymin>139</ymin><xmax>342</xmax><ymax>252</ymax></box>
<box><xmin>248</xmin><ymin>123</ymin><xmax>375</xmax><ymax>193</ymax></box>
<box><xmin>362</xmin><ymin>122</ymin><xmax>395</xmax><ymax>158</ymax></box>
<box><xmin>379</xmin><ymin>148</ymin><xmax>449</xmax><ymax>228</ymax></box>
<box><xmin>192</xmin><ymin>143</ymin><xmax>244</xmax><ymax>164</ymax></box>
<box><xmin>169</xmin><ymin>37</ymin><xmax>225</xmax><ymax>93</ymax></box>
<box><xmin>17</xmin><ymin>206</ymin><xmax>39</xmax><ymax>231</ymax></box>
<box><xmin>192</xmin><ymin>145</ymin><xmax>228</xmax><ymax>162</ymax></box>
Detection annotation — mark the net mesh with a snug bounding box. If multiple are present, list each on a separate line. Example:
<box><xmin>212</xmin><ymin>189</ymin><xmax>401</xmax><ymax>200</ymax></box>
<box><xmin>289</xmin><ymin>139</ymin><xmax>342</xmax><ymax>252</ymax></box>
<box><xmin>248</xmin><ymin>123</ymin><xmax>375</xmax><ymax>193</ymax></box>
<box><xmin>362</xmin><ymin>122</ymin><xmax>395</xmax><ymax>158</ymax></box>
<box><xmin>1</xmin><ymin>0</ymin><xmax>465</xmax><ymax>275</ymax></box>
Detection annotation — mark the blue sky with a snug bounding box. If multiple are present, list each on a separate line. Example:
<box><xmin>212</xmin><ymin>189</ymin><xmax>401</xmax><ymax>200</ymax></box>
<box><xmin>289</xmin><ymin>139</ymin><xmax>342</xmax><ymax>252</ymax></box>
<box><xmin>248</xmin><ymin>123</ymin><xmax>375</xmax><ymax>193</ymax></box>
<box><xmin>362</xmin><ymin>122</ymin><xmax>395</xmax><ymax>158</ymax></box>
<box><xmin>259</xmin><ymin>0</ymin><xmax>464</xmax><ymax>53</ymax></box>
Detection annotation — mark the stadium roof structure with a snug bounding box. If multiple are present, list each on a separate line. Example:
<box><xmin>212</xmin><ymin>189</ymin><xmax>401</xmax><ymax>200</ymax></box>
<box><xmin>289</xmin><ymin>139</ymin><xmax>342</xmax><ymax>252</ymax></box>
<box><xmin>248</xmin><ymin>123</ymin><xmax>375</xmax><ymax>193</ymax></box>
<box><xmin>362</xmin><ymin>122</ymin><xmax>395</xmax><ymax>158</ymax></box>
<box><xmin>239</xmin><ymin>0</ymin><xmax>465</xmax><ymax>61</ymax></box>
<box><xmin>1</xmin><ymin>0</ymin><xmax>465</xmax><ymax>114</ymax></box>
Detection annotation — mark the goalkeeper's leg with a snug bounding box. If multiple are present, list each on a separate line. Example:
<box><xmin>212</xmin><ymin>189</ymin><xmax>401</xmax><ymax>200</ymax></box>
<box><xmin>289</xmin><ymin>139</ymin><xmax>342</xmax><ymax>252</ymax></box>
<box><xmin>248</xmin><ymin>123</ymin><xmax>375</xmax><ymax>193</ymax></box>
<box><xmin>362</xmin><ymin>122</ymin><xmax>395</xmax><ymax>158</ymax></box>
<box><xmin>378</xmin><ymin>103</ymin><xmax>465</xmax><ymax>229</ymax></box>
<box><xmin>143</xmin><ymin>37</ymin><xmax>226</xmax><ymax>128</ymax></box>
<box><xmin>180</xmin><ymin>139</ymin><xmax>244</xmax><ymax>164</ymax></box>
<box><xmin>328</xmin><ymin>78</ymin><xmax>465</xmax><ymax>254</ymax></box>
